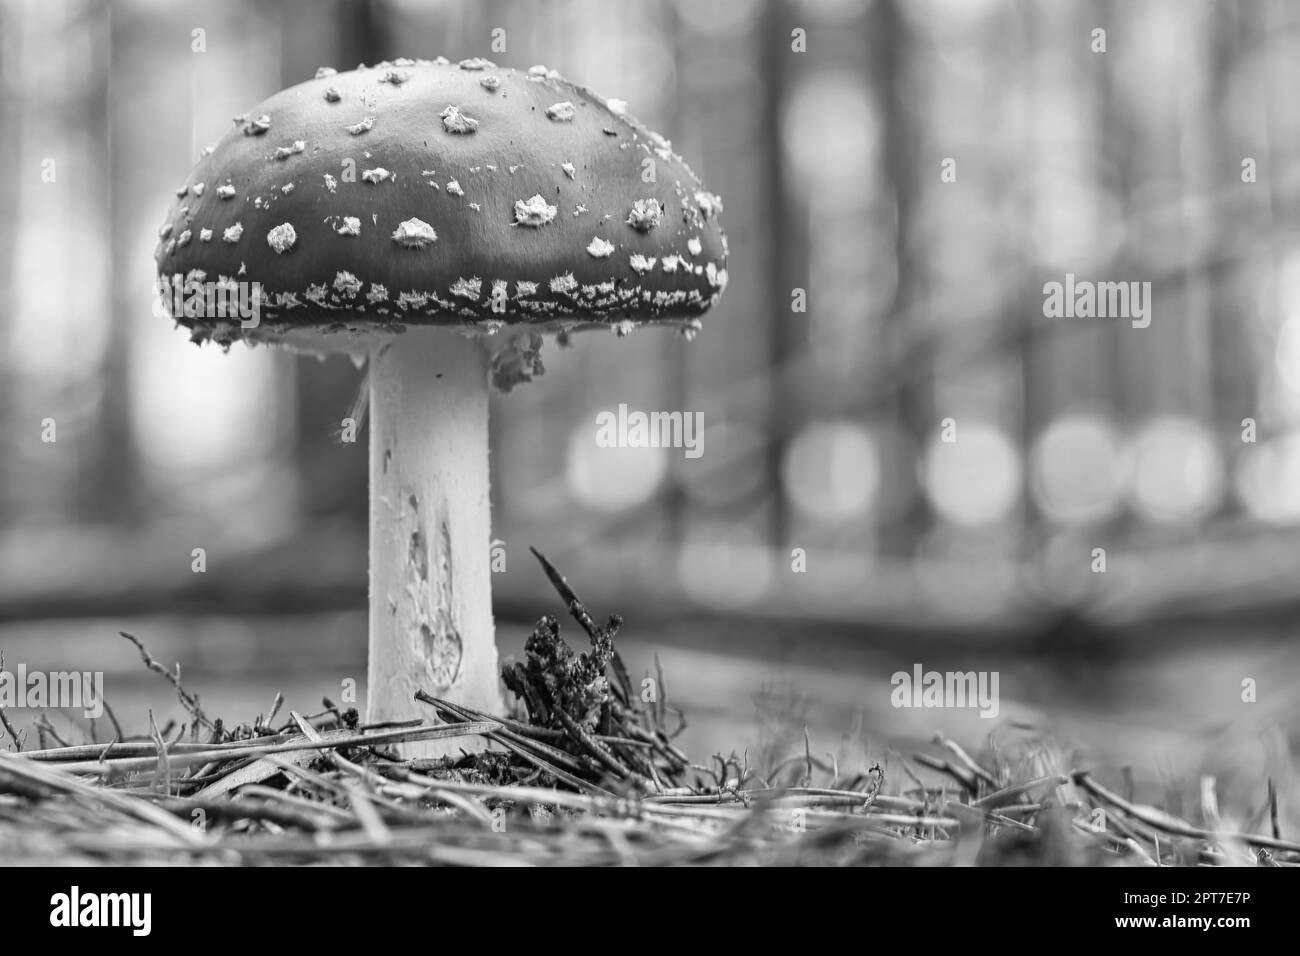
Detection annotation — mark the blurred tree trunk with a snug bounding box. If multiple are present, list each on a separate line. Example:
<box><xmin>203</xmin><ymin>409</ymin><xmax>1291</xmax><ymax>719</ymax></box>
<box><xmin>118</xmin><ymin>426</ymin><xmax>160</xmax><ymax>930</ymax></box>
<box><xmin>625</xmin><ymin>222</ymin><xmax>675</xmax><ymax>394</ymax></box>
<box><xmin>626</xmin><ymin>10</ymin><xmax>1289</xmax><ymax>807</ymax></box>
<box><xmin>761</xmin><ymin>0</ymin><xmax>808</xmax><ymax>549</ymax></box>
<box><xmin>0</xmin><ymin>0</ymin><xmax>14</xmax><ymax>522</ymax></box>
<box><xmin>1015</xmin><ymin>4</ymin><xmax>1044</xmax><ymax>534</ymax></box>
<box><xmin>99</xmin><ymin>0</ymin><xmax>141</xmax><ymax>524</ymax></box>
<box><xmin>871</xmin><ymin>0</ymin><xmax>929</xmax><ymax>551</ymax></box>
<box><xmin>1206</xmin><ymin>0</ymin><xmax>1256</xmax><ymax>519</ymax></box>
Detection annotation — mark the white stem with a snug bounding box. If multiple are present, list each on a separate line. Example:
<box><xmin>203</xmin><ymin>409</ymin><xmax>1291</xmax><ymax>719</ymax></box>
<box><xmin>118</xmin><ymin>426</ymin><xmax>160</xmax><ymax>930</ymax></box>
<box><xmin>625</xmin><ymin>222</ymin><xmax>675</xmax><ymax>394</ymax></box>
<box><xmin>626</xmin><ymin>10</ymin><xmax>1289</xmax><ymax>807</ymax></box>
<box><xmin>367</xmin><ymin>328</ymin><xmax>502</xmax><ymax>755</ymax></box>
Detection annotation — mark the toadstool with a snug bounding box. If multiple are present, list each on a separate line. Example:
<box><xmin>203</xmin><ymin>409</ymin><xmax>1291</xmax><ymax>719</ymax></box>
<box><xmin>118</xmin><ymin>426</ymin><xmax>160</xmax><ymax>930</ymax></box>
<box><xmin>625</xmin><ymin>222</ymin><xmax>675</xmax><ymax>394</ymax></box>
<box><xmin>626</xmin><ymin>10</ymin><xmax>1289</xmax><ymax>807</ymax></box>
<box><xmin>153</xmin><ymin>58</ymin><xmax>728</xmax><ymax>755</ymax></box>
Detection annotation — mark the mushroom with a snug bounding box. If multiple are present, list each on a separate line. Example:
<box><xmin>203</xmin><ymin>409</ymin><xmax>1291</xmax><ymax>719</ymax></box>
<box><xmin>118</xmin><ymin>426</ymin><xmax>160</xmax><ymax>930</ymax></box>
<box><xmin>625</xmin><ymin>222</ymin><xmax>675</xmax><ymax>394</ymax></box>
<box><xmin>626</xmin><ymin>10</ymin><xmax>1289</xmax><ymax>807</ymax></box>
<box><xmin>153</xmin><ymin>58</ymin><xmax>728</xmax><ymax>755</ymax></box>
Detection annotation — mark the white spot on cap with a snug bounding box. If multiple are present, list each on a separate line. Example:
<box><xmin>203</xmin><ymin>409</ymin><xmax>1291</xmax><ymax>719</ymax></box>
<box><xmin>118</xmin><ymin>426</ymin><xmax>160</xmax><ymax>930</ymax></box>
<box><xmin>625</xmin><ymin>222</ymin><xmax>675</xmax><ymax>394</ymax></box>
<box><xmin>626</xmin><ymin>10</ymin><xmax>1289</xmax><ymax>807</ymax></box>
<box><xmin>459</xmin><ymin>57</ymin><xmax>495</xmax><ymax>71</ymax></box>
<box><xmin>216</xmin><ymin>184</ymin><xmax>236</xmax><ymax>200</ymax></box>
<box><xmin>446</xmin><ymin>179</ymin><xmax>464</xmax><ymax>196</ymax></box>
<box><xmin>450</xmin><ymin>276</ymin><xmax>482</xmax><ymax>299</ymax></box>
<box><xmin>561</xmin><ymin>162</ymin><xmax>576</xmax><ymax>180</ymax></box>
<box><xmin>545</xmin><ymin>101</ymin><xmax>576</xmax><ymax>122</ymax></box>
<box><xmin>661</xmin><ymin>255</ymin><xmax>681</xmax><ymax>273</ymax></box>
<box><xmin>480</xmin><ymin>75</ymin><xmax>501</xmax><ymax>92</ymax></box>
<box><xmin>223</xmin><ymin>223</ymin><xmax>244</xmax><ymax>243</ymax></box>
<box><xmin>158</xmin><ymin>223</ymin><xmax>173</xmax><ymax>240</ymax></box>
<box><xmin>367</xmin><ymin>283</ymin><xmax>388</xmax><ymax>304</ymax></box>
<box><xmin>242</xmin><ymin>115</ymin><xmax>271</xmax><ymax>136</ymax></box>
<box><xmin>695</xmin><ymin>191</ymin><xmax>723</xmax><ymax>219</ymax></box>
<box><xmin>323</xmin><ymin>174</ymin><xmax>338</xmax><ymax>193</ymax></box>
<box><xmin>316</xmin><ymin>66</ymin><xmax>338</xmax><ymax>79</ymax></box>
<box><xmin>516</xmin><ymin>281</ymin><xmax>538</xmax><ymax>297</ymax></box>
<box><xmin>361</xmin><ymin>168</ymin><xmax>392</xmax><ymax>184</ymax></box>
<box><xmin>381</xmin><ymin>69</ymin><xmax>409</xmax><ymax>85</ymax></box>
<box><xmin>606</xmin><ymin>98</ymin><xmax>628</xmax><ymax>116</ymax></box>
<box><xmin>273</xmin><ymin>140</ymin><xmax>306</xmax><ymax>161</ymax></box>
<box><xmin>267</xmin><ymin>223</ymin><xmax>297</xmax><ymax>253</ymax></box>
<box><xmin>626</xmin><ymin>199</ymin><xmax>663</xmax><ymax>232</ymax></box>
<box><xmin>333</xmin><ymin>271</ymin><xmax>362</xmax><ymax>297</ymax></box>
<box><xmin>614</xmin><ymin>320</ymin><xmax>636</xmax><ymax>337</ymax></box>
<box><xmin>574</xmin><ymin>204</ymin><xmax>588</xmax><ymax>216</ymax></box>
<box><xmin>392</xmin><ymin>218</ymin><xmax>437</xmax><ymax>248</ymax></box>
<box><xmin>393</xmin><ymin>57</ymin><xmax>415</xmax><ymax>67</ymax></box>
<box><xmin>586</xmin><ymin>236</ymin><xmax>615</xmax><ymax>258</ymax></box>
<box><xmin>324</xmin><ymin>87</ymin><xmax>342</xmax><ymax>103</ymax></box>
<box><xmin>199</xmin><ymin>228</ymin><xmax>213</xmax><ymax>242</ymax></box>
<box><xmin>440</xmin><ymin>105</ymin><xmax>479</xmax><ymax>134</ymax></box>
<box><xmin>629</xmin><ymin>254</ymin><xmax>657</xmax><ymax>274</ymax></box>
<box><xmin>192</xmin><ymin>183</ymin><xmax>205</xmax><ymax>197</ymax></box>
<box><xmin>514</xmin><ymin>194</ymin><xmax>557</xmax><ymax>227</ymax></box>
<box><xmin>176</xmin><ymin>230</ymin><xmax>192</xmax><ymax>248</ymax></box>
<box><xmin>467</xmin><ymin>202</ymin><xmax>481</xmax><ymax>212</ymax></box>
<box><xmin>345</xmin><ymin>116</ymin><xmax>374</xmax><ymax>135</ymax></box>
<box><xmin>335</xmin><ymin>216</ymin><xmax>361</xmax><ymax>236</ymax></box>
<box><xmin>175</xmin><ymin>184</ymin><xmax>188</xmax><ymax>198</ymax></box>
<box><xmin>281</xmin><ymin>183</ymin><xmax>295</xmax><ymax>194</ymax></box>
<box><xmin>397</xmin><ymin>291</ymin><xmax>430</xmax><ymax>311</ymax></box>
<box><xmin>550</xmin><ymin>273</ymin><xmax>577</xmax><ymax>294</ymax></box>
<box><xmin>687</xmin><ymin>237</ymin><xmax>703</xmax><ymax>256</ymax></box>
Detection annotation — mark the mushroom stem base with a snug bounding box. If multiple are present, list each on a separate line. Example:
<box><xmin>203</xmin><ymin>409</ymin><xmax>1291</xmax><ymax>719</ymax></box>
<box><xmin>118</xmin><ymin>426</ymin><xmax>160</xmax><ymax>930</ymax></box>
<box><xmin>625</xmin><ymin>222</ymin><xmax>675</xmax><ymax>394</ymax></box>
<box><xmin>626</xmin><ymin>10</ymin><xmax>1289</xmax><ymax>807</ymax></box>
<box><xmin>367</xmin><ymin>329</ymin><xmax>502</xmax><ymax>756</ymax></box>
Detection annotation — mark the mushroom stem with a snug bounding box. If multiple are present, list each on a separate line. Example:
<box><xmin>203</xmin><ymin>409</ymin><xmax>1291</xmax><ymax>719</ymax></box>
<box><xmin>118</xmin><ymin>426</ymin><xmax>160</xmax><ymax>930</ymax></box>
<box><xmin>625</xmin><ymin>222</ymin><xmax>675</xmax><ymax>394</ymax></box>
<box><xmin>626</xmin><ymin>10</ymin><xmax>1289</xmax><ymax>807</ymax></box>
<box><xmin>367</xmin><ymin>328</ymin><xmax>502</xmax><ymax>755</ymax></box>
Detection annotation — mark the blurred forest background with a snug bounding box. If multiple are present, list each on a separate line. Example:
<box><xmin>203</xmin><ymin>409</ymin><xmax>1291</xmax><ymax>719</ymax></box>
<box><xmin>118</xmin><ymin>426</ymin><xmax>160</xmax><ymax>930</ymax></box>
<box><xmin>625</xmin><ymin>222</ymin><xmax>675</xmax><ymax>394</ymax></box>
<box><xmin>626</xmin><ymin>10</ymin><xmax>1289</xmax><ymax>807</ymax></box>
<box><xmin>1</xmin><ymin>0</ymin><xmax>1298</xmax><ymax>813</ymax></box>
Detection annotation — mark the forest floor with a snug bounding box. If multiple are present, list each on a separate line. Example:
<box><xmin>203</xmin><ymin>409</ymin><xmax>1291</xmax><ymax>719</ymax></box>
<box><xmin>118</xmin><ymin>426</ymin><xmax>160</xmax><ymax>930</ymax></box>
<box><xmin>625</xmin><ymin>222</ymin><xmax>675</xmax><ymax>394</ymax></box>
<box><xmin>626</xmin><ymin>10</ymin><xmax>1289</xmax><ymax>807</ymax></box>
<box><xmin>0</xmin><ymin>592</ymin><xmax>1295</xmax><ymax>865</ymax></box>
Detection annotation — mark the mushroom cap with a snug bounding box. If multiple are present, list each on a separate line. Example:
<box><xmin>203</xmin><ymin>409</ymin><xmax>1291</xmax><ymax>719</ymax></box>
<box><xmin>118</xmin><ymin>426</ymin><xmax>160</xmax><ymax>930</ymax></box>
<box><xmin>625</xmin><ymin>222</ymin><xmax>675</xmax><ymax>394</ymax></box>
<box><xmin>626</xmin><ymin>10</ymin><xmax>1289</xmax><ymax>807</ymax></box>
<box><xmin>154</xmin><ymin>58</ymin><xmax>727</xmax><ymax>350</ymax></box>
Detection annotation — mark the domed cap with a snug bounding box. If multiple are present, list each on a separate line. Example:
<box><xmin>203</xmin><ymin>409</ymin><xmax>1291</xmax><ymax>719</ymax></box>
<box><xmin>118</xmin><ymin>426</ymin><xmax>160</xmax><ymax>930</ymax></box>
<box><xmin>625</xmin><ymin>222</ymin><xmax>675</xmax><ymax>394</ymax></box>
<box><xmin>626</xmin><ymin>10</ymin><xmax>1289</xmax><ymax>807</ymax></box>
<box><xmin>154</xmin><ymin>58</ymin><xmax>728</xmax><ymax>349</ymax></box>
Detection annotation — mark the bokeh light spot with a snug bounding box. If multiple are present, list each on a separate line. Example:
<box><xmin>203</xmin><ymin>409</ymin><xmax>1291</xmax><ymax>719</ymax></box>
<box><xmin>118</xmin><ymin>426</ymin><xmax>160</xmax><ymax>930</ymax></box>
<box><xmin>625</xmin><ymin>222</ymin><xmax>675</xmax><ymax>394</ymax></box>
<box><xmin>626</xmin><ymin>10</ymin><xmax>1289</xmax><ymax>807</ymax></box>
<box><xmin>1029</xmin><ymin>413</ymin><xmax>1125</xmax><ymax>525</ymax></box>
<box><xmin>567</xmin><ymin>422</ymin><xmax>668</xmax><ymax>512</ymax></box>
<box><xmin>1125</xmin><ymin>416</ymin><xmax>1223</xmax><ymax>524</ymax></box>
<box><xmin>923</xmin><ymin>423</ymin><xmax>1021</xmax><ymax>526</ymax></box>
<box><xmin>781</xmin><ymin>419</ymin><xmax>879</xmax><ymax>520</ymax></box>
